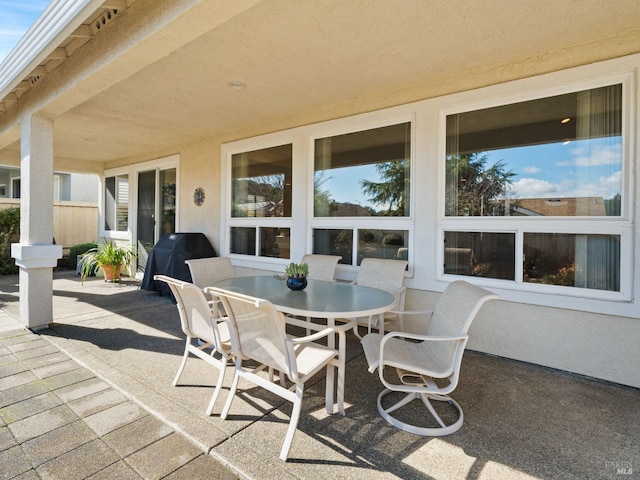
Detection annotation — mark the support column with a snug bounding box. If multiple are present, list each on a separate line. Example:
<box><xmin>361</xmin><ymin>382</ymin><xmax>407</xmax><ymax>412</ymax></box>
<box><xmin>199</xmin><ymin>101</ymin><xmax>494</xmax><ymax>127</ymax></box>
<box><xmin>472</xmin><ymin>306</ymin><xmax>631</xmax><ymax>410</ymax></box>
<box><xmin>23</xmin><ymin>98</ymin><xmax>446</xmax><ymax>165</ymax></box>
<box><xmin>11</xmin><ymin>114</ymin><xmax>62</xmax><ymax>330</ymax></box>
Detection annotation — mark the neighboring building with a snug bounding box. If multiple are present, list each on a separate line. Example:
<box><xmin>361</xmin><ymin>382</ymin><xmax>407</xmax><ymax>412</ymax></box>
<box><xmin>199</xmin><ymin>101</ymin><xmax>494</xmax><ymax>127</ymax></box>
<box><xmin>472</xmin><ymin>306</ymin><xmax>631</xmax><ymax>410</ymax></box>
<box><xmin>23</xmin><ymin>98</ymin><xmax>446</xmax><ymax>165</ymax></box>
<box><xmin>0</xmin><ymin>165</ymin><xmax>98</xmax><ymax>202</ymax></box>
<box><xmin>0</xmin><ymin>0</ymin><xmax>638</xmax><ymax>389</ymax></box>
<box><xmin>512</xmin><ymin>197</ymin><xmax>607</xmax><ymax>217</ymax></box>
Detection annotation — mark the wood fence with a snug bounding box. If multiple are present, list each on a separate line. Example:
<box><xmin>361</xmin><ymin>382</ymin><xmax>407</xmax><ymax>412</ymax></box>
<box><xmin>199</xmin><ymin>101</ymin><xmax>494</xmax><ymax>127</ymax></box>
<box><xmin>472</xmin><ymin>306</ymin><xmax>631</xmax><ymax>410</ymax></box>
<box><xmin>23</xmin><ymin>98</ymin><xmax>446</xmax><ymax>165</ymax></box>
<box><xmin>0</xmin><ymin>199</ymin><xmax>98</xmax><ymax>248</ymax></box>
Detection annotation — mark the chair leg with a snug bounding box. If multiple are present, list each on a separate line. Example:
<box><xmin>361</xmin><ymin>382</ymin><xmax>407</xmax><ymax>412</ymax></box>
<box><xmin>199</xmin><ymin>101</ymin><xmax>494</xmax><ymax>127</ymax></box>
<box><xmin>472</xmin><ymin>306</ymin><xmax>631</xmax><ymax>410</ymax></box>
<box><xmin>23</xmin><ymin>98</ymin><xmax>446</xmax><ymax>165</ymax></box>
<box><xmin>376</xmin><ymin>388</ymin><xmax>464</xmax><ymax>436</ymax></box>
<box><xmin>172</xmin><ymin>340</ymin><xmax>191</xmax><ymax>386</ymax></box>
<box><xmin>205</xmin><ymin>358</ymin><xmax>228</xmax><ymax>416</ymax></box>
<box><xmin>220</xmin><ymin>367</ymin><xmax>241</xmax><ymax>420</ymax></box>
<box><xmin>280</xmin><ymin>384</ymin><xmax>304</xmax><ymax>461</ymax></box>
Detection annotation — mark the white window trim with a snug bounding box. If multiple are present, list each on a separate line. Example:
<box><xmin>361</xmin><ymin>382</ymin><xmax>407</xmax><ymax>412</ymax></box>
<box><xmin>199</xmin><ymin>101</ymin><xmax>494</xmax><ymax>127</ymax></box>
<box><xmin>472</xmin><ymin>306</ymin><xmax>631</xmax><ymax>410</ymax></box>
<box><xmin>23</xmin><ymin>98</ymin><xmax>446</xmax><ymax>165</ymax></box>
<box><xmin>102</xmin><ymin>154</ymin><xmax>180</xmax><ymax>243</ymax></box>
<box><xmin>433</xmin><ymin>65</ymin><xmax>636</xmax><ymax>316</ymax></box>
<box><xmin>220</xmin><ymin>55</ymin><xmax>638</xmax><ymax>317</ymax></box>
<box><xmin>221</xmin><ymin>114</ymin><xmax>417</xmax><ymax>278</ymax></box>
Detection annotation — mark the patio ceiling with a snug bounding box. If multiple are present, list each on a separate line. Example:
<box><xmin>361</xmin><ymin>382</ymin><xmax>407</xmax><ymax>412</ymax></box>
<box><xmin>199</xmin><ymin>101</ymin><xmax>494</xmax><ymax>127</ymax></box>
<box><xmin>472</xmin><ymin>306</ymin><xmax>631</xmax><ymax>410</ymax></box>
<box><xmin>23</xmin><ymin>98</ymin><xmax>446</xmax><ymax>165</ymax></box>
<box><xmin>1</xmin><ymin>0</ymin><xmax>639</xmax><ymax>169</ymax></box>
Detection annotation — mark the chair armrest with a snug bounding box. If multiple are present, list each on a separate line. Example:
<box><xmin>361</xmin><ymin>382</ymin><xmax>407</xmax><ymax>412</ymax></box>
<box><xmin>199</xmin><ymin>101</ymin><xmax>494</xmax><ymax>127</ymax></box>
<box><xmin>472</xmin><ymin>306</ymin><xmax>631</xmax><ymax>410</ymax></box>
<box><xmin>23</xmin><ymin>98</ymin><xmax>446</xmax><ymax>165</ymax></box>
<box><xmin>381</xmin><ymin>330</ymin><xmax>467</xmax><ymax>345</ymax></box>
<box><xmin>286</xmin><ymin>327</ymin><xmax>336</xmax><ymax>345</ymax></box>
<box><xmin>378</xmin><ymin>331</ymin><xmax>468</xmax><ymax>368</ymax></box>
<box><xmin>387</xmin><ymin>308</ymin><xmax>433</xmax><ymax>316</ymax></box>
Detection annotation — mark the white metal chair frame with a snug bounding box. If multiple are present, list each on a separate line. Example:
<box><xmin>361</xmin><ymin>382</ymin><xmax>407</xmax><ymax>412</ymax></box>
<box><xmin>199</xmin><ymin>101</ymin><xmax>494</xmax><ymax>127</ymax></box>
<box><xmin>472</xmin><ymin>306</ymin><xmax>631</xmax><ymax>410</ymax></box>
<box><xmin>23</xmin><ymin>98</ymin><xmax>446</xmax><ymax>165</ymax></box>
<box><xmin>154</xmin><ymin>275</ymin><xmax>232</xmax><ymax>416</ymax></box>
<box><xmin>351</xmin><ymin>258</ymin><xmax>408</xmax><ymax>338</ymax></box>
<box><xmin>362</xmin><ymin>280</ymin><xmax>498</xmax><ymax>436</ymax></box>
<box><xmin>206</xmin><ymin>286</ymin><xmax>341</xmax><ymax>461</ymax></box>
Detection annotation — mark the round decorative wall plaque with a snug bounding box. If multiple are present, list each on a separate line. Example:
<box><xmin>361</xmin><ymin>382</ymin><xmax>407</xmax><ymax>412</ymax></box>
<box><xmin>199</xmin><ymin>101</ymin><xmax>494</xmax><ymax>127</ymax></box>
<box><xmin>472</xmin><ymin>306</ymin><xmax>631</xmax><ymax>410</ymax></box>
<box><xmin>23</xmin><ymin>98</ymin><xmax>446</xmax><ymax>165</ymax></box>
<box><xmin>193</xmin><ymin>187</ymin><xmax>205</xmax><ymax>206</ymax></box>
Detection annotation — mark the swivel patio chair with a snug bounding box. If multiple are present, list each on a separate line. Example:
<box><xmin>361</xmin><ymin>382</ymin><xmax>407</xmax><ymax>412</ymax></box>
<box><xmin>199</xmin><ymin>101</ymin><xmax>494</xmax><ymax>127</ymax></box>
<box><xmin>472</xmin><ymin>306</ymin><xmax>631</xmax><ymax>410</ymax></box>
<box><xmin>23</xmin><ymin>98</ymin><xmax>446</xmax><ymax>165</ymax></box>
<box><xmin>207</xmin><ymin>286</ymin><xmax>340</xmax><ymax>461</ymax></box>
<box><xmin>351</xmin><ymin>258</ymin><xmax>408</xmax><ymax>338</ymax></box>
<box><xmin>300</xmin><ymin>254</ymin><xmax>341</xmax><ymax>281</ymax></box>
<box><xmin>154</xmin><ymin>275</ymin><xmax>233</xmax><ymax>416</ymax></box>
<box><xmin>361</xmin><ymin>280</ymin><xmax>498</xmax><ymax>436</ymax></box>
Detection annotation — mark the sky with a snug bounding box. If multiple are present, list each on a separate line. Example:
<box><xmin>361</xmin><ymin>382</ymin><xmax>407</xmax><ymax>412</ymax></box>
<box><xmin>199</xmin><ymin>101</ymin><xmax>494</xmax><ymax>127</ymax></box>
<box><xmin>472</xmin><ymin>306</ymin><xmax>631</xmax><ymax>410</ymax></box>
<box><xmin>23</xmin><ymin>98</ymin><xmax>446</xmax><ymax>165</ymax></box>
<box><xmin>0</xmin><ymin>1</ymin><xmax>50</xmax><ymax>63</ymax></box>
<box><xmin>322</xmin><ymin>136</ymin><xmax>622</xmax><ymax>210</ymax></box>
<box><xmin>485</xmin><ymin>137</ymin><xmax>622</xmax><ymax>201</ymax></box>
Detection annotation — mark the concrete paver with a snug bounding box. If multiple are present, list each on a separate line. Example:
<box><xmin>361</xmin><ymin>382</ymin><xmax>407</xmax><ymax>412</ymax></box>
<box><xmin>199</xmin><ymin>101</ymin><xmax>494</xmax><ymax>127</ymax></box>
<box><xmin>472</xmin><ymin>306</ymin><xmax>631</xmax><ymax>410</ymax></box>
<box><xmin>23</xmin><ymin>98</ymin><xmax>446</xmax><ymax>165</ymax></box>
<box><xmin>0</xmin><ymin>319</ymin><xmax>241</xmax><ymax>480</ymax></box>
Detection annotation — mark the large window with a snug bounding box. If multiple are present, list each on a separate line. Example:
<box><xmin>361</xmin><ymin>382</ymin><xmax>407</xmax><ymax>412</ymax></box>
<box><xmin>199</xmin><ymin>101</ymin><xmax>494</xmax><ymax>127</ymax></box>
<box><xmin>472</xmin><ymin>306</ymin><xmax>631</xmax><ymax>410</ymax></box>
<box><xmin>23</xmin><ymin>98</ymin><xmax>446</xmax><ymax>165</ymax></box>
<box><xmin>312</xmin><ymin>122</ymin><xmax>411</xmax><ymax>265</ymax></box>
<box><xmin>229</xmin><ymin>144</ymin><xmax>292</xmax><ymax>259</ymax></box>
<box><xmin>104</xmin><ymin>174</ymin><xmax>129</xmax><ymax>232</ymax></box>
<box><xmin>442</xmin><ymin>83</ymin><xmax>625</xmax><ymax>294</ymax></box>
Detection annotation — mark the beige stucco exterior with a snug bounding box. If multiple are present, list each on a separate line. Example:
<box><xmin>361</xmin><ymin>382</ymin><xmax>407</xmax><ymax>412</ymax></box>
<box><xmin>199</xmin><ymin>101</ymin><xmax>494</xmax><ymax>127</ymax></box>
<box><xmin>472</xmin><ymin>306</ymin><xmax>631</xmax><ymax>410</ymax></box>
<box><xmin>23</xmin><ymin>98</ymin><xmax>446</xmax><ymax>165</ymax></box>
<box><xmin>1</xmin><ymin>0</ymin><xmax>639</xmax><ymax>387</ymax></box>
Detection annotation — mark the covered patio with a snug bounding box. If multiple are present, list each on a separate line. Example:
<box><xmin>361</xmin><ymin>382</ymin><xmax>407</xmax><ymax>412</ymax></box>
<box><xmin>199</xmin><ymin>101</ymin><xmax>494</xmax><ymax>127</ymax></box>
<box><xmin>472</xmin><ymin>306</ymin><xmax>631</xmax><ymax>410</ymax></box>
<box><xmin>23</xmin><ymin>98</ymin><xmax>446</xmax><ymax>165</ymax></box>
<box><xmin>1</xmin><ymin>271</ymin><xmax>637</xmax><ymax>479</ymax></box>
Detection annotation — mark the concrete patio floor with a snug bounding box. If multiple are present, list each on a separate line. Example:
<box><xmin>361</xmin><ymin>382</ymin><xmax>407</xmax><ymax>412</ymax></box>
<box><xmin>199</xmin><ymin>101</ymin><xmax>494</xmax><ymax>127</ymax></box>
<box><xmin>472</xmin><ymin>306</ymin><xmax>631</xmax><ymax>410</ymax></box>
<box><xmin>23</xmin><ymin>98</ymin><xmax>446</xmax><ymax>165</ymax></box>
<box><xmin>0</xmin><ymin>270</ymin><xmax>638</xmax><ymax>479</ymax></box>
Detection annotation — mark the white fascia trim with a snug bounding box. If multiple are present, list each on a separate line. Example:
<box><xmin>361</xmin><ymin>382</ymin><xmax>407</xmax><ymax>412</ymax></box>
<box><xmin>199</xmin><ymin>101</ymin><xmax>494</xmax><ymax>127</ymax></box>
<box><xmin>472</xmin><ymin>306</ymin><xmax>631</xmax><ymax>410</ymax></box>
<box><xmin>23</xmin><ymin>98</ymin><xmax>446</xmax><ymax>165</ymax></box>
<box><xmin>0</xmin><ymin>0</ymin><xmax>105</xmax><ymax>101</ymax></box>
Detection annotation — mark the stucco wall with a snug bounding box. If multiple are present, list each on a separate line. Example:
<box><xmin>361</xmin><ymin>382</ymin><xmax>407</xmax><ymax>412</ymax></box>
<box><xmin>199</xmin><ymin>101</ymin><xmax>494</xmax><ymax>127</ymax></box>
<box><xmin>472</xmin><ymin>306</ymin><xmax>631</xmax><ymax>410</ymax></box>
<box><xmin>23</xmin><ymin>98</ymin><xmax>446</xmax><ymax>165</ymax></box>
<box><xmin>144</xmin><ymin>56</ymin><xmax>640</xmax><ymax>389</ymax></box>
<box><xmin>401</xmin><ymin>289</ymin><xmax>640</xmax><ymax>389</ymax></box>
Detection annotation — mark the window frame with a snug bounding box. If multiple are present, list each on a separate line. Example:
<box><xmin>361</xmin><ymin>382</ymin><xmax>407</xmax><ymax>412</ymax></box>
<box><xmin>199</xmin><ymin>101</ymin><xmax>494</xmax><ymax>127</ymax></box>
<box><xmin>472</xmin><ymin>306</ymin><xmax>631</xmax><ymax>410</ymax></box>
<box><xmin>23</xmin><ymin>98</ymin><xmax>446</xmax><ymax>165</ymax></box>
<box><xmin>101</xmin><ymin>154</ymin><xmax>180</xmax><ymax>243</ymax></box>
<box><xmin>221</xmin><ymin>116</ymin><xmax>416</xmax><ymax>277</ymax></box>
<box><xmin>222</xmin><ymin>135</ymin><xmax>296</xmax><ymax>269</ymax></box>
<box><xmin>436</xmin><ymin>73</ymin><xmax>634</xmax><ymax>302</ymax></box>
<box><xmin>308</xmin><ymin>116</ymin><xmax>415</xmax><ymax>272</ymax></box>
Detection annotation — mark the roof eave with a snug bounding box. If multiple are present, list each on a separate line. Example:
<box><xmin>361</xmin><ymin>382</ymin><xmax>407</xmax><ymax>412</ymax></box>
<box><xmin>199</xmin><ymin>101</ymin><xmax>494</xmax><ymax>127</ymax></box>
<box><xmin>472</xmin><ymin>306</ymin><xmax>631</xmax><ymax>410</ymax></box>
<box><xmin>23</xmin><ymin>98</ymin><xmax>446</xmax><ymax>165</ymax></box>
<box><xmin>0</xmin><ymin>0</ymin><xmax>105</xmax><ymax>105</ymax></box>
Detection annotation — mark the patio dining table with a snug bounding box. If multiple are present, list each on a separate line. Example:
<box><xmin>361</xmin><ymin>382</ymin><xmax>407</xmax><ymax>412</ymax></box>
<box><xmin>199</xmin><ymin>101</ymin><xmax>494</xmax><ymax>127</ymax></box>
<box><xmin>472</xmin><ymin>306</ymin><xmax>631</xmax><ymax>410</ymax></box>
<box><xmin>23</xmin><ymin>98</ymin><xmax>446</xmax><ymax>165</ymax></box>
<box><xmin>211</xmin><ymin>275</ymin><xmax>397</xmax><ymax>414</ymax></box>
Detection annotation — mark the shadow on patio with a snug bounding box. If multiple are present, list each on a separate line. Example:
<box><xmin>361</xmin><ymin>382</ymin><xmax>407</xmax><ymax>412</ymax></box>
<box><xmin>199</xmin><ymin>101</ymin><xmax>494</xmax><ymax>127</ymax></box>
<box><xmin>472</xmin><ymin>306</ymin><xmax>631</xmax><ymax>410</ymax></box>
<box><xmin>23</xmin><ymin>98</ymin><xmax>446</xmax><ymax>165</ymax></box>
<box><xmin>21</xmin><ymin>271</ymin><xmax>640</xmax><ymax>479</ymax></box>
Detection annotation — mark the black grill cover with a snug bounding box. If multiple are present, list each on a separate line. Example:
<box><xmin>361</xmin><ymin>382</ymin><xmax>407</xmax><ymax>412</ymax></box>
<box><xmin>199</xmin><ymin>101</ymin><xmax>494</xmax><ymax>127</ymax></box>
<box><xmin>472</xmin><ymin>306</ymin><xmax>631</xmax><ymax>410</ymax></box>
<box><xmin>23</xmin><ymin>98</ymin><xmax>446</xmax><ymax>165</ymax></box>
<box><xmin>141</xmin><ymin>232</ymin><xmax>217</xmax><ymax>299</ymax></box>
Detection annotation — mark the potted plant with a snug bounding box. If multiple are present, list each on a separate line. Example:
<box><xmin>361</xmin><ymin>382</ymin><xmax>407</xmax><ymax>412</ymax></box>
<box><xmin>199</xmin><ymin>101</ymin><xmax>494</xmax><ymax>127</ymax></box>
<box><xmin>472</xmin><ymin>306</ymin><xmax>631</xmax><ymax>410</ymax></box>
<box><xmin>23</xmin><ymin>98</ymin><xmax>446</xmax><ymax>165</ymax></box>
<box><xmin>284</xmin><ymin>262</ymin><xmax>309</xmax><ymax>290</ymax></box>
<box><xmin>80</xmin><ymin>239</ymin><xmax>136</xmax><ymax>283</ymax></box>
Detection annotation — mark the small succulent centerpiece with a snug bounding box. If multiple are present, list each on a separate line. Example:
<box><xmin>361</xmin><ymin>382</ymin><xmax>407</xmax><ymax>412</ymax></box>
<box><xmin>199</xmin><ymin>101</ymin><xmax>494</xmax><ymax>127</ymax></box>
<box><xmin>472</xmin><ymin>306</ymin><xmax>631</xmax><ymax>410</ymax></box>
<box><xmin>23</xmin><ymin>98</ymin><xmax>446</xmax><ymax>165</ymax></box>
<box><xmin>80</xmin><ymin>239</ymin><xmax>136</xmax><ymax>283</ymax></box>
<box><xmin>284</xmin><ymin>262</ymin><xmax>309</xmax><ymax>291</ymax></box>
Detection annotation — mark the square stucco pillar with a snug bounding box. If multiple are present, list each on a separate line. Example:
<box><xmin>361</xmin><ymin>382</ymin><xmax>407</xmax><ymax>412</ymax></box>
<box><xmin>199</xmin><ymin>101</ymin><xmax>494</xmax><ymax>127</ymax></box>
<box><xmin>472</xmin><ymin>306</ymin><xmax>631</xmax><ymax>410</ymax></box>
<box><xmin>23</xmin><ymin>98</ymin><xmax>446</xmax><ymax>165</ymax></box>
<box><xmin>11</xmin><ymin>114</ymin><xmax>62</xmax><ymax>330</ymax></box>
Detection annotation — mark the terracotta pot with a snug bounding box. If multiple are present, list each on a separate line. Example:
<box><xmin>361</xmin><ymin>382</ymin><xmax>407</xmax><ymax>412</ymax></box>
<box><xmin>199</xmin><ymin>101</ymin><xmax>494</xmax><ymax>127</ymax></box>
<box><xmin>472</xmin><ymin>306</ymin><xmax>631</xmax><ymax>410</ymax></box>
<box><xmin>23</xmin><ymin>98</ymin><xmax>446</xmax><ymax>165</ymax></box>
<box><xmin>102</xmin><ymin>263</ymin><xmax>122</xmax><ymax>282</ymax></box>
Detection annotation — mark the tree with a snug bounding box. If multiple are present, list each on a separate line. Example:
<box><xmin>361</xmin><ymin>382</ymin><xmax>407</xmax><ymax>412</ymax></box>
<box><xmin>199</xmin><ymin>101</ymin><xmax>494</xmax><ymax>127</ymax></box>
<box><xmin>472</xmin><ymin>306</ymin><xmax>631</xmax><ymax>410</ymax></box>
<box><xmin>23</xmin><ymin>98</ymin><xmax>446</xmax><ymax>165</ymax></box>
<box><xmin>359</xmin><ymin>160</ymin><xmax>408</xmax><ymax>216</ymax></box>
<box><xmin>445</xmin><ymin>153</ymin><xmax>515</xmax><ymax>216</ymax></box>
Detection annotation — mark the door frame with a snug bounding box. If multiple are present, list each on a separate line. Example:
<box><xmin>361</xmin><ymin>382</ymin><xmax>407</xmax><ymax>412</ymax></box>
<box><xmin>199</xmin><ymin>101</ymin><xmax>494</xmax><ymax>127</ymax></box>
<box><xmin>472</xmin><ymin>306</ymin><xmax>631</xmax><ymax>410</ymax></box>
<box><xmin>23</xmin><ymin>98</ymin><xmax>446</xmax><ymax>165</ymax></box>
<box><xmin>101</xmin><ymin>154</ymin><xmax>180</xmax><ymax>263</ymax></box>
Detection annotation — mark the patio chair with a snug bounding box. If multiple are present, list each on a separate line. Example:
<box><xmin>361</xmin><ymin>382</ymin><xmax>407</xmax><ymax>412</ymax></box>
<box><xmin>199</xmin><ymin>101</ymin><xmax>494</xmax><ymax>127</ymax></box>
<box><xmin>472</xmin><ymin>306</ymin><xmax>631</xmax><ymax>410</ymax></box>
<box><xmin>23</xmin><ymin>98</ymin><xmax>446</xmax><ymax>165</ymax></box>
<box><xmin>186</xmin><ymin>255</ymin><xmax>235</xmax><ymax>317</ymax></box>
<box><xmin>299</xmin><ymin>254</ymin><xmax>341</xmax><ymax>333</ymax></box>
<box><xmin>300</xmin><ymin>254</ymin><xmax>341</xmax><ymax>281</ymax></box>
<box><xmin>185</xmin><ymin>256</ymin><xmax>235</xmax><ymax>290</ymax></box>
<box><xmin>153</xmin><ymin>275</ymin><xmax>233</xmax><ymax>416</ymax></box>
<box><xmin>207</xmin><ymin>286</ymin><xmax>340</xmax><ymax>461</ymax></box>
<box><xmin>351</xmin><ymin>258</ymin><xmax>408</xmax><ymax>338</ymax></box>
<box><xmin>361</xmin><ymin>280</ymin><xmax>498</xmax><ymax>436</ymax></box>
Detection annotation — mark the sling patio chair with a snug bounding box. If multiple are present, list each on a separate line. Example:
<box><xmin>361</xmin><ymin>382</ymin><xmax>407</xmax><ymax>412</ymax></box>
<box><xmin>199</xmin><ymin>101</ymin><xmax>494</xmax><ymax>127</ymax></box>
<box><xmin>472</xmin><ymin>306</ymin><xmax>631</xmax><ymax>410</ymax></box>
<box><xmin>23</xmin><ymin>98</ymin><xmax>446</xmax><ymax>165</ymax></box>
<box><xmin>206</xmin><ymin>286</ymin><xmax>340</xmax><ymax>461</ymax></box>
<box><xmin>361</xmin><ymin>280</ymin><xmax>498</xmax><ymax>436</ymax></box>
<box><xmin>154</xmin><ymin>274</ymin><xmax>233</xmax><ymax>416</ymax></box>
<box><xmin>351</xmin><ymin>257</ymin><xmax>408</xmax><ymax>338</ymax></box>
<box><xmin>300</xmin><ymin>253</ymin><xmax>341</xmax><ymax>281</ymax></box>
<box><xmin>186</xmin><ymin>255</ymin><xmax>235</xmax><ymax>319</ymax></box>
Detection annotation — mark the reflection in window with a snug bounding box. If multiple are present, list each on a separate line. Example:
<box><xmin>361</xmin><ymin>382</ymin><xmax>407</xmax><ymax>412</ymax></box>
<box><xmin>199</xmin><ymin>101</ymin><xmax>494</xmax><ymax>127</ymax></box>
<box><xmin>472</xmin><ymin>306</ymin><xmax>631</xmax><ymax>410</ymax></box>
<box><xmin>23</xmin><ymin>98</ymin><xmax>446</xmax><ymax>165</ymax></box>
<box><xmin>314</xmin><ymin>123</ymin><xmax>411</xmax><ymax>217</ymax></box>
<box><xmin>230</xmin><ymin>227</ymin><xmax>256</xmax><ymax>255</ymax></box>
<box><xmin>160</xmin><ymin>169</ymin><xmax>176</xmax><ymax>237</ymax></box>
<box><xmin>104</xmin><ymin>175</ymin><xmax>128</xmax><ymax>231</ymax></box>
<box><xmin>230</xmin><ymin>227</ymin><xmax>291</xmax><ymax>259</ymax></box>
<box><xmin>444</xmin><ymin>231</ymin><xmax>515</xmax><ymax>280</ymax></box>
<box><xmin>260</xmin><ymin>227</ymin><xmax>290</xmax><ymax>259</ymax></box>
<box><xmin>232</xmin><ymin>144</ymin><xmax>292</xmax><ymax>218</ymax></box>
<box><xmin>524</xmin><ymin>233</ymin><xmax>620</xmax><ymax>291</ymax></box>
<box><xmin>358</xmin><ymin>229</ymin><xmax>408</xmax><ymax>264</ymax></box>
<box><xmin>313</xmin><ymin>228</ymin><xmax>409</xmax><ymax>266</ymax></box>
<box><xmin>446</xmin><ymin>84</ymin><xmax>622</xmax><ymax>217</ymax></box>
<box><xmin>313</xmin><ymin>229</ymin><xmax>353</xmax><ymax>265</ymax></box>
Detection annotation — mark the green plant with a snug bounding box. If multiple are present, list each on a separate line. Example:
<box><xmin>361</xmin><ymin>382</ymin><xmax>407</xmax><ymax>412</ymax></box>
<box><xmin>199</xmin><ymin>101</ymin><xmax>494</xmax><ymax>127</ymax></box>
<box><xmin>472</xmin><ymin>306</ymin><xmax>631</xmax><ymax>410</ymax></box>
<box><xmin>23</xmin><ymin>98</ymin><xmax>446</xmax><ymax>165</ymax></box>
<box><xmin>69</xmin><ymin>242</ymin><xmax>97</xmax><ymax>270</ymax></box>
<box><xmin>0</xmin><ymin>208</ymin><xmax>20</xmax><ymax>275</ymax></box>
<box><xmin>80</xmin><ymin>239</ymin><xmax>136</xmax><ymax>282</ymax></box>
<box><xmin>284</xmin><ymin>262</ymin><xmax>308</xmax><ymax>278</ymax></box>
